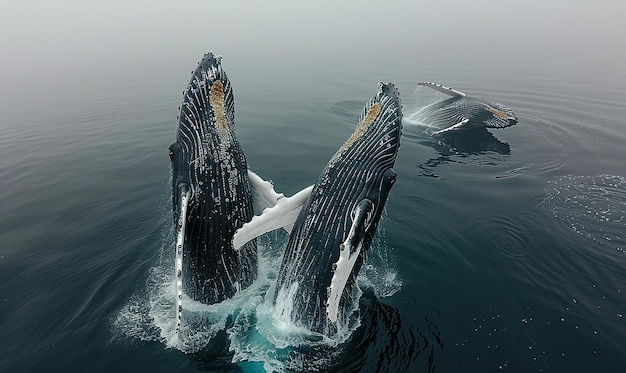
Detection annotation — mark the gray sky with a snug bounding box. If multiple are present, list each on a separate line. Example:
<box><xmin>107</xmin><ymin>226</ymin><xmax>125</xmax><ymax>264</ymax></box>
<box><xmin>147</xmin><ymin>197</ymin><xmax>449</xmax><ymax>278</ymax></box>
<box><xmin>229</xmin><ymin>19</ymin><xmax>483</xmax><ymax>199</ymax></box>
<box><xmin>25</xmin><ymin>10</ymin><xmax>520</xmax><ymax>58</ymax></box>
<box><xmin>1</xmin><ymin>0</ymin><xmax>625</xmax><ymax>112</ymax></box>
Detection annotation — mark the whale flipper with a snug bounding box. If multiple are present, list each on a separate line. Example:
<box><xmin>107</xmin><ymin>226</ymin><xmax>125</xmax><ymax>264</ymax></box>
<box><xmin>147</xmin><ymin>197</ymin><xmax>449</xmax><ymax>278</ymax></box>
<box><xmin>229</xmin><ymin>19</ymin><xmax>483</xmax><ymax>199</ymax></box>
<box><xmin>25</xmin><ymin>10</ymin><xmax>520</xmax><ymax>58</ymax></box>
<box><xmin>417</xmin><ymin>81</ymin><xmax>466</xmax><ymax>97</ymax></box>
<box><xmin>431</xmin><ymin>118</ymin><xmax>470</xmax><ymax>136</ymax></box>
<box><xmin>173</xmin><ymin>185</ymin><xmax>191</xmax><ymax>335</ymax></box>
<box><xmin>248</xmin><ymin>170</ymin><xmax>284</xmax><ymax>215</ymax></box>
<box><xmin>325</xmin><ymin>173</ymin><xmax>393</xmax><ymax>323</ymax></box>
<box><xmin>232</xmin><ymin>185</ymin><xmax>313</xmax><ymax>250</ymax></box>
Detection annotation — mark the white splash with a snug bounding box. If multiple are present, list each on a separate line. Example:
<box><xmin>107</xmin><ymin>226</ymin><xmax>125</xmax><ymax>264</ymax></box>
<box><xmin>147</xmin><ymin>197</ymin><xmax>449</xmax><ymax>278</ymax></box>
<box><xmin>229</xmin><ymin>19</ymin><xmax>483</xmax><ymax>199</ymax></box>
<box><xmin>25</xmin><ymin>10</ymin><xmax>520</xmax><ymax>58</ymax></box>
<box><xmin>112</xmin><ymin>199</ymin><xmax>401</xmax><ymax>368</ymax></box>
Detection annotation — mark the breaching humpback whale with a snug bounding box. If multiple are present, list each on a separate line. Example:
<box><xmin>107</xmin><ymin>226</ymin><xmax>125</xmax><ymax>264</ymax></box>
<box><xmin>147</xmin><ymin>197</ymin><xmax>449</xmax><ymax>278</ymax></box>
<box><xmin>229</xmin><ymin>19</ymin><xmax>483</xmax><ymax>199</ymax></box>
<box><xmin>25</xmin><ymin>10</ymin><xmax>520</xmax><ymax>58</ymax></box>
<box><xmin>411</xmin><ymin>81</ymin><xmax>517</xmax><ymax>136</ymax></box>
<box><xmin>168</xmin><ymin>53</ymin><xmax>262</xmax><ymax>333</ymax></box>
<box><xmin>234</xmin><ymin>83</ymin><xmax>403</xmax><ymax>335</ymax></box>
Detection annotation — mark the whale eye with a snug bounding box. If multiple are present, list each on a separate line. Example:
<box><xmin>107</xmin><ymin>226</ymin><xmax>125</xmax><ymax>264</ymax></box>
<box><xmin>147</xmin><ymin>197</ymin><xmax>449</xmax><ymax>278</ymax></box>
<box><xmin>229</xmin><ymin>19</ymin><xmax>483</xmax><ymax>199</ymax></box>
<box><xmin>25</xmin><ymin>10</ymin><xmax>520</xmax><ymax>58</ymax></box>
<box><xmin>351</xmin><ymin>199</ymin><xmax>376</xmax><ymax>230</ymax></box>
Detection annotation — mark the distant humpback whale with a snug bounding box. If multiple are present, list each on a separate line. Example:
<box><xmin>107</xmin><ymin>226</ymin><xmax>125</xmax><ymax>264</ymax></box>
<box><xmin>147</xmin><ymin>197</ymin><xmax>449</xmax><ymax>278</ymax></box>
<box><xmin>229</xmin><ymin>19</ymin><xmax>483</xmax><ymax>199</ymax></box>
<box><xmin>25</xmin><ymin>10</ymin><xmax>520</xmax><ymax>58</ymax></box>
<box><xmin>410</xmin><ymin>82</ymin><xmax>517</xmax><ymax>136</ymax></box>
<box><xmin>169</xmin><ymin>53</ymin><xmax>288</xmax><ymax>334</ymax></box>
<box><xmin>234</xmin><ymin>82</ymin><xmax>403</xmax><ymax>335</ymax></box>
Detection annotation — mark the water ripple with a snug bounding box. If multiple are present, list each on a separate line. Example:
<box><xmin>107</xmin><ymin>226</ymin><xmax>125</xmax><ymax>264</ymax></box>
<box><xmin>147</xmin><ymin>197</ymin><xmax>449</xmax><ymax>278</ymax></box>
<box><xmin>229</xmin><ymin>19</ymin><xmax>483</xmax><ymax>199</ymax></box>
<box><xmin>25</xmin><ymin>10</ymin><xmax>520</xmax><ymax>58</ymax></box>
<box><xmin>543</xmin><ymin>174</ymin><xmax>626</xmax><ymax>255</ymax></box>
<box><xmin>462</xmin><ymin>210</ymin><xmax>542</xmax><ymax>261</ymax></box>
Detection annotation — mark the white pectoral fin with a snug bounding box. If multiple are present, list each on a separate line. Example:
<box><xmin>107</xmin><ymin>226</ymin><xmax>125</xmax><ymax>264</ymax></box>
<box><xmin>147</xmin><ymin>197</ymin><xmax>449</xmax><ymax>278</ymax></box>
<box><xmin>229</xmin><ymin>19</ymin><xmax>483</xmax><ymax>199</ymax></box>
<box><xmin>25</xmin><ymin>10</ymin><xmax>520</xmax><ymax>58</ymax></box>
<box><xmin>174</xmin><ymin>186</ymin><xmax>191</xmax><ymax>335</ymax></box>
<box><xmin>418</xmin><ymin>81</ymin><xmax>467</xmax><ymax>98</ymax></box>
<box><xmin>232</xmin><ymin>185</ymin><xmax>313</xmax><ymax>250</ymax></box>
<box><xmin>326</xmin><ymin>200</ymin><xmax>374</xmax><ymax>323</ymax></box>
<box><xmin>432</xmin><ymin>118</ymin><xmax>471</xmax><ymax>136</ymax></box>
<box><xmin>248</xmin><ymin>169</ymin><xmax>284</xmax><ymax>215</ymax></box>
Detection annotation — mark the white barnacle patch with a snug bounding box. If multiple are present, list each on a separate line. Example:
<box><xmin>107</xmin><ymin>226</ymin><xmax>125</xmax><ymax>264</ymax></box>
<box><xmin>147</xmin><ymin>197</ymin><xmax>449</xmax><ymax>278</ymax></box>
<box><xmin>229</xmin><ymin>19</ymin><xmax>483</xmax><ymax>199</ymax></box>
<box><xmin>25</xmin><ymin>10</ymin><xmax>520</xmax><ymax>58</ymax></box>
<box><xmin>174</xmin><ymin>187</ymin><xmax>191</xmax><ymax>335</ymax></box>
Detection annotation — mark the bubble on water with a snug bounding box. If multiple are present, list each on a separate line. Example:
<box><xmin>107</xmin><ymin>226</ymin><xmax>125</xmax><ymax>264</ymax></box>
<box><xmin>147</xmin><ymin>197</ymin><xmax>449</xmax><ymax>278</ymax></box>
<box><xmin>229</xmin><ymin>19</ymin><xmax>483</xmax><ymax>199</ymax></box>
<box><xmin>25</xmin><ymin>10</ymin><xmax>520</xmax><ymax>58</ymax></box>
<box><xmin>543</xmin><ymin>174</ymin><xmax>626</xmax><ymax>253</ymax></box>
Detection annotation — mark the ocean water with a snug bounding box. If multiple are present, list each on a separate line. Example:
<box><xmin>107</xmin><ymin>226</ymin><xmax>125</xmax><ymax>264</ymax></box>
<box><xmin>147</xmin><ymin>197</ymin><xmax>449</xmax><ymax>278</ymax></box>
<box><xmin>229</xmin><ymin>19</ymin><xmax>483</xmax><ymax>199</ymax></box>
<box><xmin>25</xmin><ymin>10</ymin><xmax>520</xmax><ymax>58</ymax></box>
<box><xmin>1</xmin><ymin>1</ymin><xmax>625</xmax><ymax>372</ymax></box>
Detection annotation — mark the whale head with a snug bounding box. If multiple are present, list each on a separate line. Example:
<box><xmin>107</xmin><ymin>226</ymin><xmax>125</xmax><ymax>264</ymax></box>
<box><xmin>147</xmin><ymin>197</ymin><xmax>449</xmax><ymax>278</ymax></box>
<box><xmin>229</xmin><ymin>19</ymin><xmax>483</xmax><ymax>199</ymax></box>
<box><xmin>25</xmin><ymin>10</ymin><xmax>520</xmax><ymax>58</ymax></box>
<box><xmin>169</xmin><ymin>52</ymin><xmax>239</xmax><ymax>206</ymax></box>
<box><xmin>168</xmin><ymin>52</ymin><xmax>256</xmax><ymax>309</ymax></box>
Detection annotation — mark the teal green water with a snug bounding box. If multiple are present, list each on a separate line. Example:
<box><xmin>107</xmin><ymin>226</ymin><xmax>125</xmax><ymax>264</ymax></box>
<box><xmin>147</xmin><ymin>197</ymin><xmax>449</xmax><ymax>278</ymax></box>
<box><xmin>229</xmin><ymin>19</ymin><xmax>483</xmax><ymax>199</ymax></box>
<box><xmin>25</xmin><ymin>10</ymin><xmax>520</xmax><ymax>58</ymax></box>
<box><xmin>1</xmin><ymin>2</ymin><xmax>625</xmax><ymax>372</ymax></box>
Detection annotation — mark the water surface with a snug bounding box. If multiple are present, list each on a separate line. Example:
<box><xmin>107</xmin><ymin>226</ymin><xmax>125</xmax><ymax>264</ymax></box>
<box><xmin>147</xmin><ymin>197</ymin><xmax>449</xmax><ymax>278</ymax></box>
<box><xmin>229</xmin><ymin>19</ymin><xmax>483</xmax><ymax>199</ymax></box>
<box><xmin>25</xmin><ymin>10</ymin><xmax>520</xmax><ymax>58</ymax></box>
<box><xmin>1</xmin><ymin>1</ymin><xmax>625</xmax><ymax>372</ymax></box>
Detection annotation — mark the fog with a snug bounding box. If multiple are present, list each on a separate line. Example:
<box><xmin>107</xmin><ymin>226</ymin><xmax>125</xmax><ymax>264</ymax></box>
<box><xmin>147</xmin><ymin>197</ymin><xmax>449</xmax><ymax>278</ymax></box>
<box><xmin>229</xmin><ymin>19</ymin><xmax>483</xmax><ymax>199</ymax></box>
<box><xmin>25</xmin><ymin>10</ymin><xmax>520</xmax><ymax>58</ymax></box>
<box><xmin>1</xmin><ymin>0</ymin><xmax>625</xmax><ymax>115</ymax></box>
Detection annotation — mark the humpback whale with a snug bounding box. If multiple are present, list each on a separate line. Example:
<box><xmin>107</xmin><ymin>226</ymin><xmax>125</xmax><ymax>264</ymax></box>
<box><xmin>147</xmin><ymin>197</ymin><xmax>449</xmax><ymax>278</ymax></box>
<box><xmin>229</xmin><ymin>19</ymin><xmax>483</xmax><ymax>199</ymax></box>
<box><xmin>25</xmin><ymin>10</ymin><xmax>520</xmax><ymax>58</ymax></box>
<box><xmin>168</xmin><ymin>53</ymin><xmax>262</xmax><ymax>333</ymax></box>
<box><xmin>234</xmin><ymin>82</ymin><xmax>403</xmax><ymax>335</ymax></box>
<box><xmin>410</xmin><ymin>81</ymin><xmax>517</xmax><ymax>136</ymax></box>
